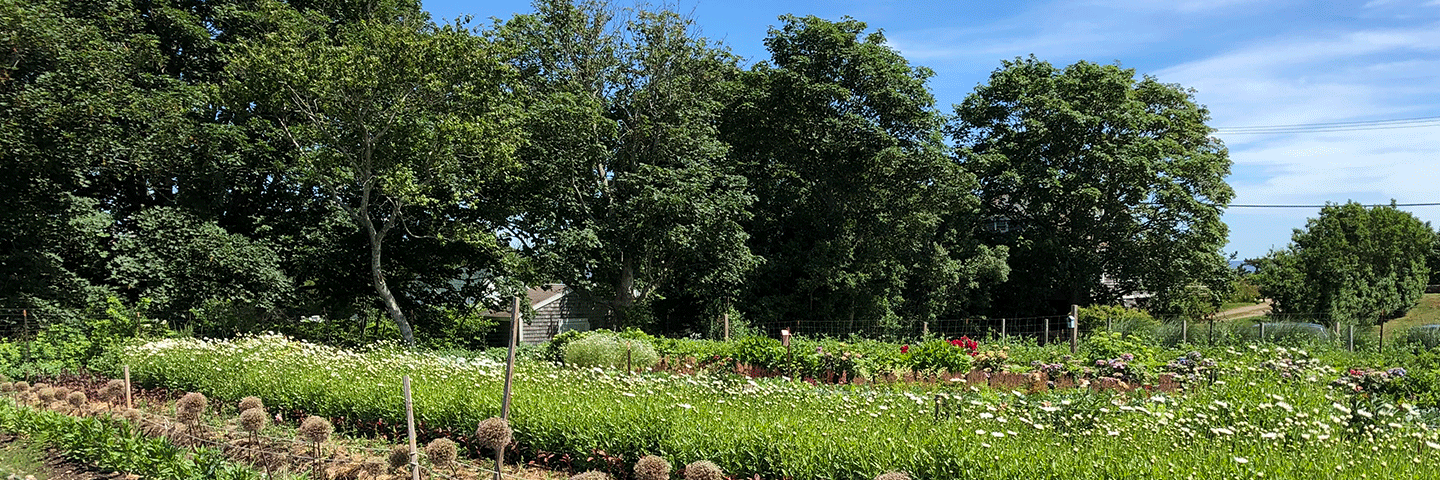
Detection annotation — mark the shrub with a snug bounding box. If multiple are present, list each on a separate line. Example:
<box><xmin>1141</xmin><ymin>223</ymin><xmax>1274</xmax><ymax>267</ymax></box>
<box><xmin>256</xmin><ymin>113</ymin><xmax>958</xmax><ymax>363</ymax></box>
<box><xmin>907</xmin><ymin>339</ymin><xmax>974</xmax><ymax>374</ymax></box>
<box><xmin>563</xmin><ymin>333</ymin><xmax>660</xmax><ymax>370</ymax></box>
<box><xmin>1080</xmin><ymin>305</ymin><xmax>1160</xmax><ymax>339</ymax></box>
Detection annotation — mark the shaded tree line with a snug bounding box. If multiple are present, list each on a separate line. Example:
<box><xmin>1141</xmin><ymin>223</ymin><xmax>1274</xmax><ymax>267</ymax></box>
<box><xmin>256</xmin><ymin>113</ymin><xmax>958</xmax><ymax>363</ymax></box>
<box><xmin>1</xmin><ymin>0</ymin><xmax>1245</xmax><ymax>344</ymax></box>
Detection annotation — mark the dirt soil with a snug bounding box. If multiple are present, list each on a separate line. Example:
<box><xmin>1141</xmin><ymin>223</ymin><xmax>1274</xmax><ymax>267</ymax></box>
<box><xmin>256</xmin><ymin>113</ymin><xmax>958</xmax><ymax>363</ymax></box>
<box><xmin>0</xmin><ymin>435</ymin><xmax>137</xmax><ymax>480</ymax></box>
<box><xmin>1216</xmin><ymin>300</ymin><xmax>1272</xmax><ymax>319</ymax></box>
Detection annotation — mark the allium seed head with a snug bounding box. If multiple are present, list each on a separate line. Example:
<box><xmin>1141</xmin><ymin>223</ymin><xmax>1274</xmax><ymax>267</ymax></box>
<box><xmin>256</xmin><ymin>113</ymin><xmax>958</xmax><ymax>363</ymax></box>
<box><xmin>298</xmin><ymin>415</ymin><xmax>332</xmax><ymax>444</ymax></box>
<box><xmin>361</xmin><ymin>457</ymin><xmax>386</xmax><ymax>476</ymax></box>
<box><xmin>634</xmin><ymin>455</ymin><xmax>672</xmax><ymax>480</ymax></box>
<box><xmin>102</xmin><ymin>379</ymin><xmax>125</xmax><ymax>400</ymax></box>
<box><xmin>238</xmin><ymin>396</ymin><xmax>263</xmax><ymax>411</ymax></box>
<box><xmin>240</xmin><ymin>407</ymin><xmax>269</xmax><ymax>433</ymax></box>
<box><xmin>875</xmin><ymin>472</ymin><xmax>912</xmax><ymax>480</ymax></box>
<box><xmin>474</xmin><ymin>417</ymin><xmax>513</xmax><ymax>452</ymax></box>
<box><xmin>683</xmin><ymin>461</ymin><xmax>723</xmax><ymax>480</ymax></box>
<box><xmin>1</xmin><ymin>382</ymin><xmax>13</xmax><ymax>392</ymax></box>
<box><xmin>13</xmin><ymin>381</ymin><xmax>28</xmax><ymax>392</ymax></box>
<box><xmin>176</xmin><ymin>392</ymin><xmax>208</xmax><ymax>424</ymax></box>
<box><xmin>52</xmin><ymin>387</ymin><xmax>70</xmax><ymax>399</ymax></box>
<box><xmin>569</xmin><ymin>471</ymin><xmax>611</xmax><ymax>480</ymax></box>
<box><xmin>36</xmin><ymin>388</ymin><xmax>55</xmax><ymax>402</ymax></box>
<box><xmin>123</xmin><ymin>408</ymin><xmax>143</xmax><ymax>424</ymax></box>
<box><xmin>388</xmin><ymin>445</ymin><xmax>411</xmax><ymax>471</ymax></box>
<box><xmin>425</xmin><ymin>438</ymin><xmax>458</xmax><ymax>468</ymax></box>
<box><xmin>66</xmin><ymin>391</ymin><xmax>86</xmax><ymax>408</ymax></box>
<box><xmin>32</xmin><ymin>383</ymin><xmax>48</xmax><ymax>390</ymax></box>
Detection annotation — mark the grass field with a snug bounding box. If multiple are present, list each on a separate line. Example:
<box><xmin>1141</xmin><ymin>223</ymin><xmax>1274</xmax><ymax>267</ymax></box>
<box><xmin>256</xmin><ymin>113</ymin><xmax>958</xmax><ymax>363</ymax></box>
<box><xmin>1382</xmin><ymin>293</ymin><xmax>1440</xmax><ymax>338</ymax></box>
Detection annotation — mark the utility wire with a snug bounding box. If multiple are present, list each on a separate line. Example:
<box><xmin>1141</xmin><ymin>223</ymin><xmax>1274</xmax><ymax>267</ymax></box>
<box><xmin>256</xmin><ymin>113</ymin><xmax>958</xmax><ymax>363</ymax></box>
<box><xmin>1214</xmin><ymin>115</ymin><xmax>1440</xmax><ymax>135</ymax></box>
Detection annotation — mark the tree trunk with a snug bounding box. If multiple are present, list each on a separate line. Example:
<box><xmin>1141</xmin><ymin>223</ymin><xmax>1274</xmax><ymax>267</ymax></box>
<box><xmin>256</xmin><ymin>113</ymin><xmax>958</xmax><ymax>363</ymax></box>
<box><xmin>612</xmin><ymin>257</ymin><xmax>636</xmax><ymax>330</ymax></box>
<box><xmin>361</xmin><ymin>216</ymin><xmax>416</xmax><ymax>346</ymax></box>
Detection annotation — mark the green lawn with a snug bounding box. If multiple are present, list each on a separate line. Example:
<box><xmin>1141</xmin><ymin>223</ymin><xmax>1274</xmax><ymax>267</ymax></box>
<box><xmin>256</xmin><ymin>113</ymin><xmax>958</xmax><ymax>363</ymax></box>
<box><xmin>1382</xmin><ymin>293</ymin><xmax>1440</xmax><ymax>337</ymax></box>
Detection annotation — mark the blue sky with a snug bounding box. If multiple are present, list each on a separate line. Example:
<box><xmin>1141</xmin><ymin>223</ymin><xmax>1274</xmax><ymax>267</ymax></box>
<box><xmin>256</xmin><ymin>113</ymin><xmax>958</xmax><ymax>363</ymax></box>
<box><xmin>431</xmin><ymin>0</ymin><xmax>1440</xmax><ymax>261</ymax></box>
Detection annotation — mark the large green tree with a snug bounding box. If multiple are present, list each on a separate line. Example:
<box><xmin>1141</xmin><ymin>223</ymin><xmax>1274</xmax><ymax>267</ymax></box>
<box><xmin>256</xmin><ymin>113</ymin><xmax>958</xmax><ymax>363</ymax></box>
<box><xmin>952</xmin><ymin>57</ymin><xmax>1234</xmax><ymax>316</ymax></box>
<box><xmin>1254</xmin><ymin>202</ymin><xmax>1433</xmax><ymax>326</ymax></box>
<box><xmin>227</xmin><ymin>6</ymin><xmax>520</xmax><ymax>345</ymax></box>
<box><xmin>720</xmin><ymin>15</ymin><xmax>1008</xmax><ymax>333</ymax></box>
<box><xmin>493</xmin><ymin>0</ymin><xmax>758</xmax><ymax>331</ymax></box>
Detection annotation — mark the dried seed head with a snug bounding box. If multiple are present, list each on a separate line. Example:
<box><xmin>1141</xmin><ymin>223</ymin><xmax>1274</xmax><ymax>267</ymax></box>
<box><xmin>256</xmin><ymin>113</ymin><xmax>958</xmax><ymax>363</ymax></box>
<box><xmin>51</xmin><ymin>387</ymin><xmax>70</xmax><ymax>399</ymax></box>
<box><xmin>683</xmin><ymin>461</ymin><xmax>723</xmax><ymax>480</ymax></box>
<box><xmin>67</xmin><ymin>391</ymin><xmax>86</xmax><ymax>408</ymax></box>
<box><xmin>1</xmin><ymin>382</ymin><xmax>13</xmax><ymax>392</ymax></box>
<box><xmin>361</xmin><ymin>457</ymin><xmax>386</xmax><ymax>476</ymax></box>
<box><xmin>298</xmin><ymin>415</ymin><xmax>332</xmax><ymax>444</ymax></box>
<box><xmin>387</xmin><ymin>445</ymin><xmax>411</xmax><ymax>471</ymax></box>
<box><xmin>13</xmin><ymin>381</ymin><xmax>29</xmax><ymax>392</ymax></box>
<box><xmin>569</xmin><ymin>471</ymin><xmax>612</xmax><ymax>480</ymax></box>
<box><xmin>240</xmin><ymin>407</ymin><xmax>269</xmax><ymax>433</ymax></box>
<box><xmin>425</xmin><ymin>438</ymin><xmax>458</xmax><ymax>468</ymax></box>
<box><xmin>875</xmin><ymin>472</ymin><xmax>912</xmax><ymax>480</ymax></box>
<box><xmin>102</xmin><ymin>379</ymin><xmax>125</xmax><ymax>400</ymax></box>
<box><xmin>32</xmin><ymin>383</ymin><xmax>48</xmax><ymax>390</ymax></box>
<box><xmin>176</xmin><ymin>392</ymin><xmax>208</xmax><ymax>424</ymax></box>
<box><xmin>36</xmin><ymin>387</ymin><xmax>56</xmax><ymax>402</ymax></box>
<box><xmin>634</xmin><ymin>455</ymin><xmax>672</xmax><ymax>480</ymax></box>
<box><xmin>238</xmin><ymin>396</ymin><xmax>263</xmax><ymax>411</ymax></box>
<box><xmin>474</xmin><ymin>417</ymin><xmax>513</xmax><ymax>452</ymax></box>
<box><xmin>123</xmin><ymin>408</ymin><xmax>143</xmax><ymax>424</ymax></box>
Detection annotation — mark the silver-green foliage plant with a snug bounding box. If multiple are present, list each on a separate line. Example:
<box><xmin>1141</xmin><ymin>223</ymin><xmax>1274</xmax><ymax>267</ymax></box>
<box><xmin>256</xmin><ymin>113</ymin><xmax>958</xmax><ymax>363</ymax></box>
<box><xmin>563</xmin><ymin>333</ymin><xmax>660</xmax><ymax>370</ymax></box>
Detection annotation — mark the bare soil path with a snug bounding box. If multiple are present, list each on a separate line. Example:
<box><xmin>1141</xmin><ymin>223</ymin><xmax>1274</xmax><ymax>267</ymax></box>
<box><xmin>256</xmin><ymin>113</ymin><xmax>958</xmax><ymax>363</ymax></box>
<box><xmin>1216</xmin><ymin>300</ymin><xmax>1272</xmax><ymax>319</ymax></box>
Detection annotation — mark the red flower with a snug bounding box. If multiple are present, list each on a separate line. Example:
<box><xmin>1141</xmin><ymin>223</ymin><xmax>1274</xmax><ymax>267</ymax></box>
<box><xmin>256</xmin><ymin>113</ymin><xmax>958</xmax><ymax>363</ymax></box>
<box><xmin>901</xmin><ymin>345</ymin><xmax>909</xmax><ymax>354</ymax></box>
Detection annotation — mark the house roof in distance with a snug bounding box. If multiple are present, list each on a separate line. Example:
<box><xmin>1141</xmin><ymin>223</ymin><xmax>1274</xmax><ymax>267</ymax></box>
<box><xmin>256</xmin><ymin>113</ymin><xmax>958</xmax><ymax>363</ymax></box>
<box><xmin>482</xmin><ymin>284</ymin><xmax>568</xmax><ymax>317</ymax></box>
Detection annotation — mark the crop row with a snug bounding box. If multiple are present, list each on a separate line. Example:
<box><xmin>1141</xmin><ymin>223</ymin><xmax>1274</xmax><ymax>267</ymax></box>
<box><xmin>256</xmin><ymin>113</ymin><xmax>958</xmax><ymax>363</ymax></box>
<box><xmin>121</xmin><ymin>335</ymin><xmax>1440</xmax><ymax>479</ymax></box>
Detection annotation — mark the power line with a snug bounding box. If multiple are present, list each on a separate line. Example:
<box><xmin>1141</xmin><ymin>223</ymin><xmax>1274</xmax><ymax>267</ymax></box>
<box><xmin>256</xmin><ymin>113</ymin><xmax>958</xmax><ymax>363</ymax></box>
<box><xmin>1213</xmin><ymin>115</ymin><xmax>1440</xmax><ymax>135</ymax></box>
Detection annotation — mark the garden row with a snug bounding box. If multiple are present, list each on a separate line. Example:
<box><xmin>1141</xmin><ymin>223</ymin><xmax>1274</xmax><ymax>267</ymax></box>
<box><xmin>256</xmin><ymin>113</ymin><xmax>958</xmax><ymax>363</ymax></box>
<box><xmin>121</xmin><ymin>334</ymin><xmax>1440</xmax><ymax>480</ymax></box>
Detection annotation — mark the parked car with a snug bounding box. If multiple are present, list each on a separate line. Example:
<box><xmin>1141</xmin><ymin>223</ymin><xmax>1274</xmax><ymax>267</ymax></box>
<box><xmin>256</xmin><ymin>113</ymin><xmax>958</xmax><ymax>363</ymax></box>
<box><xmin>1250</xmin><ymin>322</ymin><xmax>1330</xmax><ymax>342</ymax></box>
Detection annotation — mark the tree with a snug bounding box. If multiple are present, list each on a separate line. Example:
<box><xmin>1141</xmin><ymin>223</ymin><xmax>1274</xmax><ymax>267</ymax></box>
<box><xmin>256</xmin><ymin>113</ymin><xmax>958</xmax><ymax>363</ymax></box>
<box><xmin>951</xmin><ymin>57</ymin><xmax>1234</xmax><ymax>317</ymax></box>
<box><xmin>493</xmin><ymin>0</ymin><xmax>758</xmax><ymax>331</ymax></box>
<box><xmin>1254</xmin><ymin>202</ymin><xmax>1433</xmax><ymax>326</ymax></box>
<box><xmin>228</xmin><ymin>8</ymin><xmax>520</xmax><ymax>345</ymax></box>
<box><xmin>719</xmin><ymin>15</ymin><xmax>1008</xmax><ymax>333</ymax></box>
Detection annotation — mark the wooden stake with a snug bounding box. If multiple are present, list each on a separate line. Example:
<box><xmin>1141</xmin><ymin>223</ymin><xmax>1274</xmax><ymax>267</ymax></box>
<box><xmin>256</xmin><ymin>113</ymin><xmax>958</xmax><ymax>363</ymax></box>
<box><xmin>1069</xmin><ymin>305</ymin><xmax>1079</xmax><ymax>355</ymax></box>
<box><xmin>123</xmin><ymin>365</ymin><xmax>132</xmax><ymax>410</ymax></box>
<box><xmin>404</xmin><ymin>375</ymin><xmax>419</xmax><ymax>480</ymax></box>
<box><xmin>497</xmin><ymin>296</ymin><xmax>520</xmax><ymax>480</ymax></box>
<box><xmin>1182</xmin><ymin>318</ymin><xmax>1188</xmax><ymax>344</ymax></box>
<box><xmin>1000</xmin><ymin>318</ymin><xmax>1006</xmax><ymax>338</ymax></box>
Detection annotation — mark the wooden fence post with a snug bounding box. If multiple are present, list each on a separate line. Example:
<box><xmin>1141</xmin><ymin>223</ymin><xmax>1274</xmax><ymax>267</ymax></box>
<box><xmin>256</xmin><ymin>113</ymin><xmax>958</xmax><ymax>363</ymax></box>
<box><xmin>1348</xmin><ymin>325</ymin><xmax>1355</xmax><ymax>352</ymax></box>
<box><xmin>1000</xmin><ymin>318</ymin><xmax>1007</xmax><ymax>338</ymax></box>
<box><xmin>123</xmin><ymin>365</ymin><xmax>132</xmax><ymax>410</ymax></box>
<box><xmin>1069</xmin><ymin>305</ymin><xmax>1079</xmax><ymax>355</ymax></box>
<box><xmin>1181</xmin><ymin>318</ymin><xmax>1189</xmax><ymax>344</ymax></box>
<box><xmin>497</xmin><ymin>296</ymin><xmax>521</xmax><ymax>480</ymax></box>
<box><xmin>404</xmin><ymin>375</ymin><xmax>419</xmax><ymax>480</ymax></box>
<box><xmin>1043</xmin><ymin>317</ymin><xmax>1050</xmax><ymax>346</ymax></box>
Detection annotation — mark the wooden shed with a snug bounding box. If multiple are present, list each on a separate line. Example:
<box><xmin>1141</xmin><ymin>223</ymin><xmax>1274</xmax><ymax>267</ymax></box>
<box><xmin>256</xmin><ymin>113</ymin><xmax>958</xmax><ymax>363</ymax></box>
<box><xmin>484</xmin><ymin>284</ymin><xmax>606</xmax><ymax>346</ymax></box>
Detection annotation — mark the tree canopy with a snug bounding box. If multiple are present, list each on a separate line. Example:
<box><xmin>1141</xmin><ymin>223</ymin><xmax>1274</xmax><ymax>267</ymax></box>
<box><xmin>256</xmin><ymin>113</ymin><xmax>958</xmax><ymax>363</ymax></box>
<box><xmin>1254</xmin><ymin>202</ymin><xmax>1434</xmax><ymax>326</ymax></box>
<box><xmin>951</xmin><ymin>57</ymin><xmax>1234</xmax><ymax>317</ymax></box>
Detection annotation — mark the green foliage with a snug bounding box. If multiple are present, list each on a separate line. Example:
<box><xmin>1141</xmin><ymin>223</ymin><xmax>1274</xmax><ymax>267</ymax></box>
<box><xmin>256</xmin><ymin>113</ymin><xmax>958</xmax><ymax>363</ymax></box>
<box><xmin>562</xmin><ymin>332</ymin><xmax>661</xmax><ymax>370</ymax></box>
<box><xmin>1078</xmin><ymin>305</ymin><xmax>1160</xmax><ymax>338</ymax></box>
<box><xmin>953</xmin><ymin>56</ymin><xmax>1233</xmax><ymax>316</ymax></box>
<box><xmin>0</xmin><ymin>399</ymin><xmax>260</xmax><ymax>479</ymax></box>
<box><xmin>1080</xmin><ymin>332</ymin><xmax>1159</xmax><ymax>367</ymax></box>
<box><xmin>494</xmin><ymin>0</ymin><xmax>757</xmax><ymax>332</ymax></box>
<box><xmin>906</xmin><ymin>339</ymin><xmax>974</xmax><ymax>374</ymax></box>
<box><xmin>1254</xmin><ymin>202</ymin><xmax>1433</xmax><ymax>326</ymax></box>
<box><xmin>719</xmin><ymin>15</ymin><xmax>1007</xmax><ymax>331</ymax></box>
<box><xmin>1229</xmin><ymin>276</ymin><xmax>1263</xmax><ymax>304</ymax></box>
<box><xmin>121</xmin><ymin>334</ymin><xmax>1440</xmax><ymax>480</ymax></box>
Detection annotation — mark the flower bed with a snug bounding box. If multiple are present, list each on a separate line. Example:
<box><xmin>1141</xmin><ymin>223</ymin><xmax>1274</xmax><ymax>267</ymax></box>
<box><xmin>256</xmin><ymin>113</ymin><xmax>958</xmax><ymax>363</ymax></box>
<box><xmin>121</xmin><ymin>335</ymin><xmax>1440</xmax><ymax>480</ymax></box>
